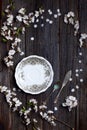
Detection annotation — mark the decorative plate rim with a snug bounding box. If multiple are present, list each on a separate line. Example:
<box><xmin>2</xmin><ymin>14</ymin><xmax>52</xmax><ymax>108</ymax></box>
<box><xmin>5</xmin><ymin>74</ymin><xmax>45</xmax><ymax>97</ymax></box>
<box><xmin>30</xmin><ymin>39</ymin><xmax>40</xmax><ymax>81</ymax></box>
<box><xmin>15</xmin><ymin>55</ymin><xmax>54</xmax><ymax>94</ymax></box>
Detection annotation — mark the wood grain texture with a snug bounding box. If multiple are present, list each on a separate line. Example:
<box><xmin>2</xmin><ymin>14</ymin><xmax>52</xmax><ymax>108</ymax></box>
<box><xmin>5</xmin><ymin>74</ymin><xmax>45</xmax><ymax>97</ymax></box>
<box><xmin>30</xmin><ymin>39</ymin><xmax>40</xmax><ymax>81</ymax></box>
<box><xmin>0</xmin><ymin>0</ymin><xmax>87</xmax><ymax>130</ymax></box>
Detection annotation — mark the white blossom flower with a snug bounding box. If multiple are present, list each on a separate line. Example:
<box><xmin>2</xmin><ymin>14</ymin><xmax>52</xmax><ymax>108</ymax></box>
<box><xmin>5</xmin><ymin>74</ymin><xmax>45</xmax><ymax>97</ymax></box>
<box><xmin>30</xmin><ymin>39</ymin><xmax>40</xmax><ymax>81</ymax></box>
<box><xmin>54</xmin><ymin>14</ymin><xmax>58</xmax><ymax>18</ymax></box>
<box><xmin>41</xmin><ymin>16</ymin><xmax>44</xmax><ymax>19</ymax></box>
<box><xmin>23</xmin><ymin>15</ymin><xmax>29</xmax><ymax>20</ymax></box>
<box><xmin>40</xmin><ymin>111</ymin><xmax>43</xmax><ymax>116</ymax></box>
<box><xmin>14</xmin><ymin>27</ymin><xmax>17</xmax><ymax>30</ymax></box>
<box><xmin>47</xmin><ymin>117</ymin><xmax>51</xmax><ymax>122</ymax></box>
<box><xmin>30</xmin><ymin>16</ymin><xmax>35</xmax><ymax>23</ymax></box>
<box><xmin>76</xmin><ymin>85</ymin><xmax>79</xmax><ymax>89</ymax></box>
<box><xmin>24</xmin><ymin>108</ymin><xmax>31</xmax><ymax>116</ymax></box>
<box><xmin>1</xmin><ymin>25</ymin><xmax>8</xmax><ymax>31</ymax></box>
<box><xmin>15</xmin><ymin>100</ymin><xmax>22</xmax><ymax>107</ymax></box>
<box><xmin>33</xmin><ymin>118</ymin><xmax>38</xmax><ymax>123</ymax></box>
<box><xmin>18</xmin><ymin>8</ymin><xmax>26</xmax><ymax>15</ymax></box>
<box><xmin>69</xmin><ymin>11</ymin><xmax>75</xmax><ymax>17</ymax></box>
<box><xmin>41</xmin><ymin>23</ymin><xmax>44</xmax><ymax>27</ymax></box>
<box><xmin>17</xmin><ymin>47</ymin><xmax>21</xmax><ymax>52</ymax></box>
<box><xmin>0</xmin><ymin>86</ymin><xmax>7</xmax><ymax>92</ymax></box>
<box><xmin>58</xmin><ymin>12</ymin><xmax>61</xmax><ymax>16</ymax></box>
<box><xmin>48</xmin><ymin>9</ymin><xmax>52</xmax><ymax>15</ymax></box>
<box><xmin>79</xmin><ymin>33</ymin><xmax>87</xmax><ymax>47</ymax></box>
<box><xmin>49</xmin><ymin>20</ymin><xmax>53</xmax><ymax>24</ymax></box>
<box><xmin>20</xmin><ymin>52</ymin><xmax>24</xmax><ymax>56</ymax></box>
<box><xmin>80</xmin><ymin>79</ymin><xmax>84</xmax><ymax>82</ymax></box>
<box><xmin>11</xmin><ymin>92</ymin><xmax>17</xmax><ymax>96</ymax></box>
<box><xmin>54</xmin><ymin>107</ymin><xmax>58</xmax><ymax>111</ymax></box>
<box><xmin>5</xmin><ymin>8</ymin><xmax>9</xmax><ymax>13</ymax></box>
<box><xmin>15</xmin><ymin>38</ymin><xmax>21</xmax><ymax>43</ymax></box>
<box><xmin>26</xmin><ymin>118</ymin><xmax>31</xmax><ymax>125</ymax></box>
<box><xmin>57</xmin><ymin>9</ymin><xmax>60</xmax><ymax>12</ymax></box>
<box><xmin>19</xmin><ymin>109</ymin><xmax>24</xmax><ymax>116</ymax></box>
<box><xmin>62</xmin><ymin>96</ymin><xmax>78</xmax><ymax>111</ymax></box>
<box><xmin>34</xmin><ymin>24</ymin><xmax>38</xmax><ymax>28</ymax></box>
<box><xmin>6</xmin><ymin>36</ymin><xmax>13</xmax><ymax>41</ymax></box>
<box><xmin>12</xmin><ymin>97</ymin><xmax>18</xmax><ymax>102</ymax></box>
<box><xmin>29</xmin><ymin>12</ymin><xmax>34</xmax><ymax>17</ymax></box>
<box><xmin>6</xmin><ymin>16</ymin><xmax>13</xmax><ymax>26</ymax></box>
<box><xmin>16</xmin><ymin>15</ymin><xmax>22</xmax><ymax>22</ymax></box>
<box><xmin>71</xmin><ymin>88</ymin><xmax>75</xmax><ymax>92</ymax></box>
<box><xmin>43</xmin><ymin>112</ymin><xmax>47</xmax><ymax>118</ymax></box>
<box><xmin>12</xmin><ymin>42</ymin><xmax>18</xmax><ymax>47</ymax></box>
<box><xmin>74</xmin><ymin>20</ymin><xmax>79</xmax><ymax>35</ymax></box>
<box><xmin>35</xmin><ymin>11</ymin><xmax>39</xmax><ymax>18</ymax></box>
<box><xmin>22</xmin><ymin>27</ymin><xmax>25</xmax><ymax>34</ymax></box>
<box><xmin>39</xmin><ymin>8</ymin><xmax>45</xmax><ymax>14</ymax></box>
<box><xmin>8</xmin><ymin>49</ymin><xmax>16</xmax><ymax>56</ymax></box>
<box><xmin>6</xmin><ymin>61</ymin><xmax>14</xmax><ymax>67</ymax></box>
<box><xmin>81</xmin><ymin>33</ymin><xmax>87</xmax><ymax>39</ymax></box>
<box><xmin>51</xmin><ymin>121</ymin><xmax>56</xmax><ymax>126</ymax></box>
<box><xmin>69</xmin><ymin>17</ymin><xmax>74</xmax><ymax>24</ymax></box>
<box><xmin>64</xmin><ymin>15</ymin><xmax>68</xmax><ymax>23</ymax></box>
<box><xmin>29</xmin><ymin>99</ymin><xmax>37</xmax><ymax>104</ymax></box>
<box><xmin>4</xmin><ymin>57</ymin><xmax>9</xmax><ymax>62</ymax></box>
<box><xmin>36</xmin><ymin>19</ymin><xmax>39</xmax><ymax>23</ymax></box>
<box><xmin>47</xmin><ymin>110</ymin><xmax>54</xmax><ymax>114</ymax></box>
<box><xmin>30</xmin><ymin>37</ymin><xmax>34</xmax><ymax>41</ymax></box>
<box><xmin>39</xmin><ymin>104</ymin><xmax>47</xmax><ymax>110</ymax></box>
<box><xmin>23</xmin><ymin>19</ymin><xmax>29</xmax><ymax>25</ymax></box>
<box><xmin>7</xmin><ymin>14</ymin><xmax>14</xmax><ymax>24</ymax></box>
<box><xmin>46</xmin><ymin>18</ymin><xmax>50</xmax><ymax>22</ymax></box>
<box><xmin>34</xmin><ymin>105</ymin><xmax>38</xmax><ymax>112</ymax></box>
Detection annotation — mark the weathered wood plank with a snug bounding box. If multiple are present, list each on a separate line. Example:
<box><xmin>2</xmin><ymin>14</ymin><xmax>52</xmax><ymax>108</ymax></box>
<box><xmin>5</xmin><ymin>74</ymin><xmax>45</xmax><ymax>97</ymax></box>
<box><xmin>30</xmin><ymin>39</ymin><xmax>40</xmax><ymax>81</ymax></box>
<box><xmin>78</xmin><ymin>0</ymin><xmax>87</xmax><ymax>130</ymax></box>
<box><xmin>0</xmin><ymin>1</ymin><xmax>13</xmax><ymax>130</ymax></box>
<box><xmin>0</xmin><ymin>0</ymin><xmax>87</xmax><ymax>130</ymax></box>
<box><xmin>0</xmin><ymin>0</ymin><xmax>2</xmax><ymax>71</ymax></box>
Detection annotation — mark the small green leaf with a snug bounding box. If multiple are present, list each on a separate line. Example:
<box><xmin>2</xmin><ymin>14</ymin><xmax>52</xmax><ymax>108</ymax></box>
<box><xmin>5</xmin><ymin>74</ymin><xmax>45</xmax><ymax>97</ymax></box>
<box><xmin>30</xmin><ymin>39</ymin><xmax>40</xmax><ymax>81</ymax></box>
<box><xmin>2</xmin><ymin>11</ymin><xmax>5</xmax><ymax>16</ymax></box>
<box><xmin>27</xmin><ymin>101</ymin><xmax>33</xmax><ymax>107</ymax></box>
<box><xmin>9</xmin><ymin>0</ymin><xmax>15</xmax><ymax>10</ymax></box>
<box><xmin>21</xmin><ymin>106</ymin><xmax>26</xmax><ymax>112</ymax></box>
<box><xmin>9</xmin><ymin>0</ymin><xmax>13</xmax><ymax>3</ymax></box>
<box><xmin>2</xmin><ymin>38</ymin><xmax>7</xmax><ymax>42</ymax></box>
<box><xmin>16</xmin><ymin>27</ymin><xmax>22</xmax><ymax>35</ymax></box>
<box><xmin>33</xmin><ymin>127</ymin><xmax>36</xmax><ymax>130</ymax></box>
<box><xmin>11</xmin><ymin>5</ymin><xmax>15</xmax><ymax>10</ymax></box>
<box><xmin>54</xmin><ymin>84</ymin><xmax>59</xmax><ymax>90</ymax></box>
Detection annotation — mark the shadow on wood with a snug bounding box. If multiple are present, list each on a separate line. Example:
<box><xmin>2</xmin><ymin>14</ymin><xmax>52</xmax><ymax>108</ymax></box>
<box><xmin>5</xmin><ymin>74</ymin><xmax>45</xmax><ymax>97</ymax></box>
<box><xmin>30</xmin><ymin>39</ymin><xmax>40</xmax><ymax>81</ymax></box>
<box><xmin>0</xmin><ymin>121</ymin><xmax>5</xmax><ymax>130</ymax></box>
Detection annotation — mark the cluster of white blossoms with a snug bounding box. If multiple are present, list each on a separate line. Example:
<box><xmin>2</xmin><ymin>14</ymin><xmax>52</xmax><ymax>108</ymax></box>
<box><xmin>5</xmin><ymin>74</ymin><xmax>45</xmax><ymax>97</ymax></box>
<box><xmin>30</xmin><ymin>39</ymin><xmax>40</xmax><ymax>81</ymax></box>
<box><xmin>4</xmin><ymin>37</ymin><xmax>22</xmax><ymax>67</ymax></box>
<box><xmin>19</xmin><ymin>98</ymin><xmax>38</xmax><ymax>126</ymax></box>
<box><xmin>39</xmin><ymin>104</ymin><xmax>56</xmax><ymax>126</ymax></box>
<box><xmin>0</xmin><ymin>85</ymin><xmax>22</xmax><ymax>110</ymax></box>
<box><xmin>79</xmin><ymin>33</ymin><xmax>87</xmax><ymax>47</ymax></box>
<box><xmin>62</xmin><ymin>96</ymin><xmax>78</xmax><ymax>111</ymax></box>
<box><xmin>1</xmin><ymin>2</ymin><xmax>44</xmax><ymax>67</ymax></box>
<box><xmin>0</xmin><ymin>85</ymin><xmax>58</xmax><ymax>128</ymax></box>
<box><xmin>1</xmin><ymin>2</ymin><xmax>62</xmax><ymax>68</ymax></box>
<box><xmin>16</xmin><ymin>8</ymin><xmax>44</xmax><ymax>24</ymax></box>
<box><xmin>64</xmin><ymin>11</ymin><xmax>79</xmax><ymax>36</ymax></box>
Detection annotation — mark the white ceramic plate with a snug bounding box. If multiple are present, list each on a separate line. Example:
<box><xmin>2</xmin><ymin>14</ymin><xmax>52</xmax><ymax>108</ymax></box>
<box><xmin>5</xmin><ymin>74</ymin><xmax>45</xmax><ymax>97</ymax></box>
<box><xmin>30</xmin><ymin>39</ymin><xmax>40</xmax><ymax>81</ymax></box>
<box><xmin>15</xmin><ymin>55</ymin><xmax>54</xmax><ymax>94</ymax></box>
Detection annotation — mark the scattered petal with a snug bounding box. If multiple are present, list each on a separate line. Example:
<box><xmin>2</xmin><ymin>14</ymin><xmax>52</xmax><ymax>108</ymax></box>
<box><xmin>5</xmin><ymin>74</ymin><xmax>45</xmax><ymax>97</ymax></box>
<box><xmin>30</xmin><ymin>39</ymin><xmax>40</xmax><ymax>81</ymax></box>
<box><xmin>30</xmin><ymin>37</ymin><xmax>34</xmax><ymax>41</ymax></box>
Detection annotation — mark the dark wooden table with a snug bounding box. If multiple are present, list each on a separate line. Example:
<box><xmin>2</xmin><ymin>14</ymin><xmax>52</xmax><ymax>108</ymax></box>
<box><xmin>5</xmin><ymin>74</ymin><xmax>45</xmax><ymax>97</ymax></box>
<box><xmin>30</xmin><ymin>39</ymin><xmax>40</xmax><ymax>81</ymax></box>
<box><xmin>0</xmin><ymin>0</ymin><xmax>87</xmax><ymax>130</ymax></box>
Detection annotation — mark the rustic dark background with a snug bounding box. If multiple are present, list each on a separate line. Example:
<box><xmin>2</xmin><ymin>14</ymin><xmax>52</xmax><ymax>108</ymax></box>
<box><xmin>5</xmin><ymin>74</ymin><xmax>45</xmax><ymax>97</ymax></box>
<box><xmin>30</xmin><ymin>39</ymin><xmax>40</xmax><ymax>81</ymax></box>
<box><xmin>0</xmin><ymin>0</ymin><xmax>87</xmax><ymax>130</ymax></box>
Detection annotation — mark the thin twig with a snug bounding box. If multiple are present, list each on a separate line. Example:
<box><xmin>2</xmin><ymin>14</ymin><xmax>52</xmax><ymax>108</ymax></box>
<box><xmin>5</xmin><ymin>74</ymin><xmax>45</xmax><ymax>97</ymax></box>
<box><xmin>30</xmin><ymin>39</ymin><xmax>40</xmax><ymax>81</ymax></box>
<box><xmin>54</xmin><ymin>117</ymin><xmax>74</xmax><ymax>130</ymax></box>
<box><xmin>43</xmin><ymin>89</ymin><xmax>55</xmax><ymax>105</ymax></box>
